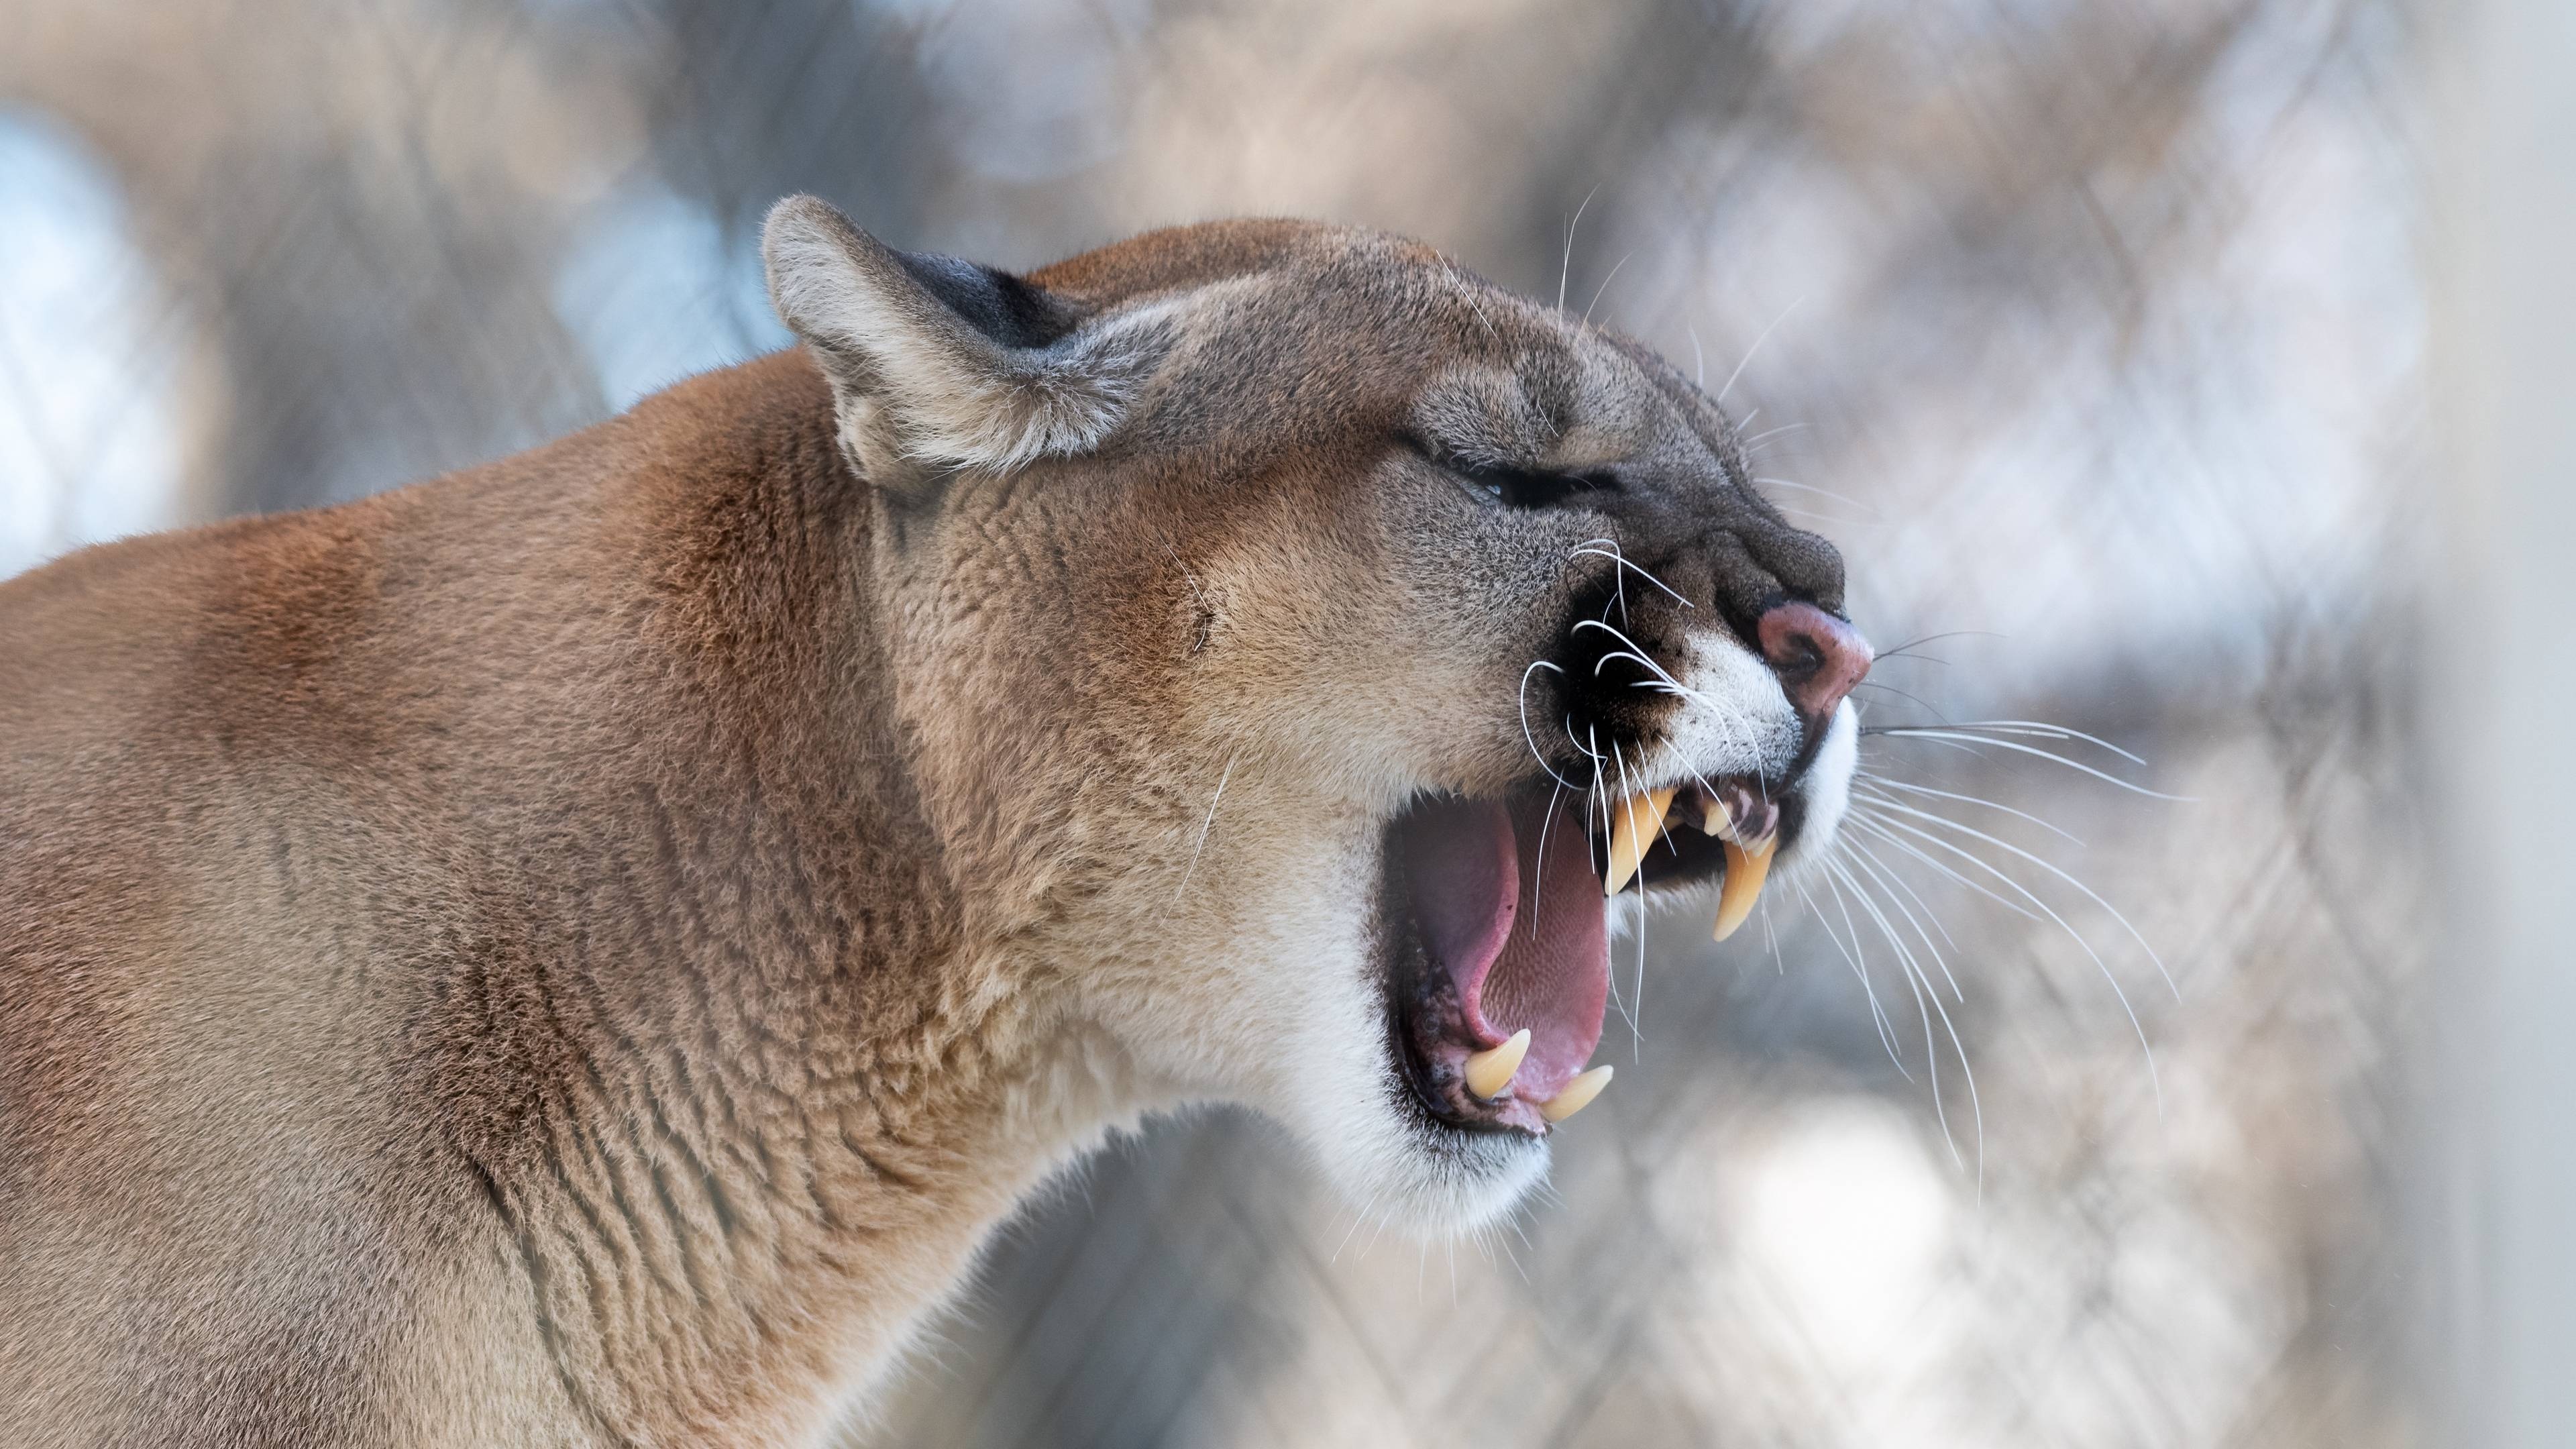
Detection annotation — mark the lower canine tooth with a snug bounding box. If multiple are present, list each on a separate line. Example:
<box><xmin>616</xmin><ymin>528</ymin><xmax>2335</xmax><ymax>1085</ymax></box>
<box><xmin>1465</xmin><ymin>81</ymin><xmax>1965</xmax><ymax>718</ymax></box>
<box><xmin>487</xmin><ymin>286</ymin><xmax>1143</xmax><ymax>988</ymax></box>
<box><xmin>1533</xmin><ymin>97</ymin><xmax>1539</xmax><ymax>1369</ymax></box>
<box><xmin>1464</xmin><ymin>1028</ymin><xmax>1531</xmax><ymax>1099</ymax></box>
<box><xmin>1603</xmin><ymin>786</ymin><xmax>1678</xmax><ymax>895</ymax></box>
<box><xmin>1712</xmin><ymin>835</ymin><xmax>1776</xmax><ymax>942</ymax></box>
<box><xmin>1541</xmin><ymin>1065</ymin><xmax>1613</xmax><ymax>1122</ymax></box>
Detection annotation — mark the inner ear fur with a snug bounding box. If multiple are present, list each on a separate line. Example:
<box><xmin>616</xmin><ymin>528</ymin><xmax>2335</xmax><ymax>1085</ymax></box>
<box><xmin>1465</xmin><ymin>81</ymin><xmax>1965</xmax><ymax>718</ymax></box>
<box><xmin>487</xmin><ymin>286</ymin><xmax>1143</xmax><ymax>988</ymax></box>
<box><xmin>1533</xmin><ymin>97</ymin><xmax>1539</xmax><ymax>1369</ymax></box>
<box><xmin>761</xmin><ymin>195</ymin><xmax>1171</xmax><ymax>480</ymax></box>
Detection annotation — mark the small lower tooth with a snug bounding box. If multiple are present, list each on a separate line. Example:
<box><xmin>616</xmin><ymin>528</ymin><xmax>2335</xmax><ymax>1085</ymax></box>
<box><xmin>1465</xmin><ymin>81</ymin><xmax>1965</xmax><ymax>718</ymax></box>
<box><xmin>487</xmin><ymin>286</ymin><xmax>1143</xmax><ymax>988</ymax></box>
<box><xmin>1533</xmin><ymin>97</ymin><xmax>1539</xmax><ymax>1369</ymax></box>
<box><xmin>1464</xmin><ymin>1028</ymin><xmax>1531</xmax><ymax>1099</ymax></box>
<box><xmin>1540</xmin><ymin>1065</ymin><xmax>1613</xmax><ymax>1122</ymax></box>
<box><xmin>1700</xmin><ymin>799</ymin><xmax>1733</xmax><ymax>839</ymax></box>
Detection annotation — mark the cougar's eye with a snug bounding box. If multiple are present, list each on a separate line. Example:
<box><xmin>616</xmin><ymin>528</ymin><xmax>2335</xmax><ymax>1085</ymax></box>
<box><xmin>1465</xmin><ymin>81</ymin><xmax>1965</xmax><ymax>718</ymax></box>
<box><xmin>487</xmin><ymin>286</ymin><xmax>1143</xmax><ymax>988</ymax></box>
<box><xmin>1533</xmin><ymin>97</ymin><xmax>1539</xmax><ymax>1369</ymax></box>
<box><xmin>1403</xmin><ymin>435</ymin><xmax>1619</xmax><ymax>511</ymax></box>
<box><xmin>1458</xmin><ymin>463</ymin><xmax>1618</xmax><ymax>510</ymax></box>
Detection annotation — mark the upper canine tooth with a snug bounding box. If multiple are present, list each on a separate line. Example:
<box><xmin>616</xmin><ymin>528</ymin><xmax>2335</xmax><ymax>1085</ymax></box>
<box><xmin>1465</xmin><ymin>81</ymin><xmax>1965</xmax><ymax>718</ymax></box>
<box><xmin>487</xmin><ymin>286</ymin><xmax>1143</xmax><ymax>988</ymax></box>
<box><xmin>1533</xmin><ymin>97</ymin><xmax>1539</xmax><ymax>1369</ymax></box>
<box><xmin>1540</xmin><ymin>1065</ymin><xmax>1613</xmax><ymax>1122</ymax></box>
<box><xmin>1603</xmin><ymin>786</ymin><xmax>1678</xmax><ymax>895</ymax></box>
<box><xmin>1712</xmin><ymin>835</ymin><xmax>1776</xmax><ymax>942</ymax></box>
<box><xmin>1464</xmin><ymin>1028</ymin><xmax>1531</xmax><ymax>1099</ymax></box>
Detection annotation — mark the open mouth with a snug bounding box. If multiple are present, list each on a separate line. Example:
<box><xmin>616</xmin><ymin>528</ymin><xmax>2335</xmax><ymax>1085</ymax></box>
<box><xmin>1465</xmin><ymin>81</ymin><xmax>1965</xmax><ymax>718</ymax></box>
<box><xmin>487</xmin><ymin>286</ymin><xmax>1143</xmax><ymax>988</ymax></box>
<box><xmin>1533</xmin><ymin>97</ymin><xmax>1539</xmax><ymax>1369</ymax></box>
<box><xmin>1385</xmin><ymin>779</ymin><xmax>1786</xmax><ymax>1136</ymax></box>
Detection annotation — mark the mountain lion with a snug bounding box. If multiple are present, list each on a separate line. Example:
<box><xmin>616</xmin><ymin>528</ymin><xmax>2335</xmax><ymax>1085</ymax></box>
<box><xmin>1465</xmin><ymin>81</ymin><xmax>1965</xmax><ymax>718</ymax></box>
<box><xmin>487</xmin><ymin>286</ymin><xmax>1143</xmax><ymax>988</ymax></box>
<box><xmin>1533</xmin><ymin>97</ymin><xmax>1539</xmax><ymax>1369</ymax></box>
<box><xmin>0</xmin><ymin>196</ymin><xmax>1868</xmax><ymax>1446</ymax></box>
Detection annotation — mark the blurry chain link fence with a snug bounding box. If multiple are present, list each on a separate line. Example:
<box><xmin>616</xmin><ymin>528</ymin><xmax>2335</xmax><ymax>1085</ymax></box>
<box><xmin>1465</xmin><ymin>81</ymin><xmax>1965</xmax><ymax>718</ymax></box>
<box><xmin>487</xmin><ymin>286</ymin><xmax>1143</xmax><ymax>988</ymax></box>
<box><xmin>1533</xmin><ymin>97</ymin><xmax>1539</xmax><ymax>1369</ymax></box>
<box><xmin>0</xmin><ymin>0</ymin><xmax>2430</xmax><ymax>1444</ymax></box>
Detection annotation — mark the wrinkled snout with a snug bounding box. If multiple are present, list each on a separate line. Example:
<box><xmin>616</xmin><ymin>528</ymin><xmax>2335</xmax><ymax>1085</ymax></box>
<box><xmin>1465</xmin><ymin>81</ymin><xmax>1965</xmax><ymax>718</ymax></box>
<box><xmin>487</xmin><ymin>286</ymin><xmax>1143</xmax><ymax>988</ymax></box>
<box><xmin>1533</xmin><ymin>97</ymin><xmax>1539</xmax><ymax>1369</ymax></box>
<box><xmin>1757</xmin><ymin>601</ymin><xmax>1871</xmax><ymax>724</ymax></box>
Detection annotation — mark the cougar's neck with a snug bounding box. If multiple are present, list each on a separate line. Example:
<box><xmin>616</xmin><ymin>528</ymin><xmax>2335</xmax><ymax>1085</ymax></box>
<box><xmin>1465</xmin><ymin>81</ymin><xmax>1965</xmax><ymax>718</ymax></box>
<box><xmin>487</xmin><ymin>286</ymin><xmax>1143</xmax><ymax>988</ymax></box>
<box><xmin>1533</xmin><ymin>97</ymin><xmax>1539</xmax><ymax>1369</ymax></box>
<box><xmin>435</xmin><ymin>353</ymin><xmax>1114</xmax><ymax>1441</ymax></box>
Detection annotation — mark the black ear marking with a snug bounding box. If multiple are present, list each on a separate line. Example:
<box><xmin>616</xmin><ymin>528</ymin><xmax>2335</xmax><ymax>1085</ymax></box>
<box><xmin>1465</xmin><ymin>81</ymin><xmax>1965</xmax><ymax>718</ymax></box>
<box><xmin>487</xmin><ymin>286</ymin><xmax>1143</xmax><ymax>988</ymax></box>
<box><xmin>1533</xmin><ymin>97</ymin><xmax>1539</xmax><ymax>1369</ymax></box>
<box><xmin>760</xmin><ymin>195</ymin><xmax>1172</xmax><ymax>475</ymax></box>
<box><xmin>890</xmin><ymin>250</ymin><xmax>1083</xmax><ymax>351</ymax></box>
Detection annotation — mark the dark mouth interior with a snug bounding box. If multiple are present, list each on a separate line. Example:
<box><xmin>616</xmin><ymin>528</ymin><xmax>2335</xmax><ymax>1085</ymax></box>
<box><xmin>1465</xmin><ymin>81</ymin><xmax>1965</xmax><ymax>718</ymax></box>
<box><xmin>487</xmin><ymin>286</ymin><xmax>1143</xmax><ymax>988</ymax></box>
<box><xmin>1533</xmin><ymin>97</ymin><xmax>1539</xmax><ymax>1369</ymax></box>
<box><xmin>1384</xmin><ymin>790</ymin><xmax>1603</xmax><ymax>1134</ymax></box>
<box><xmin>1589</xmin><ymin>808</ymin><xmax>1731</xmax><ymax>894</ymax></box>
<box><xmin>1385</xmin><ymin>779</ymin><xmax>1801</xmax><ymax>1134</ymax></box>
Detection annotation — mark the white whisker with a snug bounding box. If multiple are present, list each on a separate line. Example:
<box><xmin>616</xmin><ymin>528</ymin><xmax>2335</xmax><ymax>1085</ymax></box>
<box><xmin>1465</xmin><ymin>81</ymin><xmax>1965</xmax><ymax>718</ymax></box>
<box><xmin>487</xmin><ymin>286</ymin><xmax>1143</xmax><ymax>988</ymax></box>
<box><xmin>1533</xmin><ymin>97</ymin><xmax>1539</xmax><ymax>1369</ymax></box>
<box><xmin>1519</xmin><ymin>659</ymin><xmax>1578</xmax><ymax>789</ymax></box>
<box><xmin>1570</xmin><ymin>541</ymin><xmax>1694</xmax><ymax>609</ymax></box>
<box><xmin>1862</xmin><ymin>729</ymin><xmax>2190</xmax><ymax>800</ymax></box>
<box><xmin>1582</xmin><ymin>252</ymin><xmax>1631</xmax><ymax>325</ymax></box>
<box><xmin>1717</xmin><ymin>298</ymin><xmax>1801</xmax><ymax>405</ymax></box>
<box><xmin>1860</xmin><ymin>773</ymin><xmax>2084</xmax><ymax>846</ymax></box>
<box><xmin>1842</xmin><ymin>828</ymin><xmax>1962</xmax><ymax>957</ymax></box>
<box><xmin>1843</xmin><ymin>813</ymin><xmax>2041</xmax><ymax>922</ymax></box>
<box><xmin>1833</xmin><ymin>855</ymin><xmax>1984</xmax><ymax>1183</ymax></box>
<box><xmin>1841</xmin><ymin>833</ymin><xmax>1964</xmax><ymax>998</ymax></box>
<box><xmin>1905</xmin><ymin>719</ymin><xmax>2151</xmax><ymax>766</ymax></box>
<box><xmin>1610</xmin><ymin>741</ymin><xmax>1643</xmax><ymax>1044</ymax></box>
<box><xmin>1809</xmin><ymin>873</ymin><xmax>1909</xmax><ymax>1079</ymax></box>
<box><xmin>1828</xmin><ymin>857</ymin><xmax>1960</xmax><ymax>1162</ymax></box>
<box><xmin>1751</xmin><ymin>476</ymin><xmax>1876</xmax><ymax>513</ymax></box>
<box><xmin>1445</xmin><ymin>260</ymin><xmax>1500</xmax><ymax>343</ymax></box>
<box><xmin>1174</xmin><ymin>753</ymin><xmax>1237</xmax><ymax>902</ymax></box>
<box><xmin>1856</xmin><ymin>809</ymin><xmax>2163</xmax><ymax>1117</ymax></box>
<box><xmin>1557</xmin><ymin>184</ymin><xmax>1599</xmax><ymax>314</ymax></box>
<box><xmin>1530</xmin><ymin>779</ymin><xmax>1564</xmax><ymax>942</ymax></box>
<box><xmin>1856</xmin><ymin>792</ymin><xmax>2176</xmax><ymax>998</ymax></box>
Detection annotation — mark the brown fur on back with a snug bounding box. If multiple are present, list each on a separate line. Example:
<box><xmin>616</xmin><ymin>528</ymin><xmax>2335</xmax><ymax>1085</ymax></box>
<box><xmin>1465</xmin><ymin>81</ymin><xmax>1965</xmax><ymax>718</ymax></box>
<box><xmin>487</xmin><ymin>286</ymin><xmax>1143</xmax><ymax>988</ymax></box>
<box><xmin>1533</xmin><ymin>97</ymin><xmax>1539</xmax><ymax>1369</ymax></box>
<box><xmin>1</xmin><ymin>356</ymin><xmax>1051</xmax><ymax>1445</ymax></box>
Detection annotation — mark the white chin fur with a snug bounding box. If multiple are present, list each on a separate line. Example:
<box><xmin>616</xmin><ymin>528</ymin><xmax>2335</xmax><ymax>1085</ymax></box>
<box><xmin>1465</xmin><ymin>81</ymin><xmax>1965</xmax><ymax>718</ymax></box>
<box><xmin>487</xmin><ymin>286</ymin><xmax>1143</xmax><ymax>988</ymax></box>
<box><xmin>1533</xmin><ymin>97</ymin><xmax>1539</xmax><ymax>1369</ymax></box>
<box><xmin>1303</xmin><ymin>1081</ymin><xmax>1552</xmax><ymax>1239</ymax></box>
<box><xmin>1189</xmin><ymin>877</ymin><xmax>1553</xmax><ymax>1240</ymax></box>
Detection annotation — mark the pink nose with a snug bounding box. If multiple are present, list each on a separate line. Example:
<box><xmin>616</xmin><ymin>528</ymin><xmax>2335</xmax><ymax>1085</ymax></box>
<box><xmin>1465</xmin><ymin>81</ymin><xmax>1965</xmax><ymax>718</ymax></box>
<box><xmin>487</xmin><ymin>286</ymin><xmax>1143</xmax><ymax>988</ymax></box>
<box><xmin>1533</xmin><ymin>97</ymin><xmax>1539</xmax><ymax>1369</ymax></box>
<box><xmin>1757</xmin><ymin>601</ymin><xmax>1872</xmax><ymax>722</ymax></box>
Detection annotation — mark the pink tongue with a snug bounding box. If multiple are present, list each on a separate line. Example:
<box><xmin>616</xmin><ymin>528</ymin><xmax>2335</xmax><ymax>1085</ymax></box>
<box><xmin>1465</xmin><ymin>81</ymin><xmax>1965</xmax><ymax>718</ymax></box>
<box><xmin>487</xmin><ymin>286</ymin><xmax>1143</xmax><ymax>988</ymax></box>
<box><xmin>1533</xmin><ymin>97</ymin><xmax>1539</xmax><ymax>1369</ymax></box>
<box><xmin>1477</xmin><ymin>795</ymin><xmax>1609</xmax><ymax>1098</ymax></box>
<box><xmin>1399</xmin><ymin>796</ymin><xmax>1609</xmax><ymax>1102</ymax></box>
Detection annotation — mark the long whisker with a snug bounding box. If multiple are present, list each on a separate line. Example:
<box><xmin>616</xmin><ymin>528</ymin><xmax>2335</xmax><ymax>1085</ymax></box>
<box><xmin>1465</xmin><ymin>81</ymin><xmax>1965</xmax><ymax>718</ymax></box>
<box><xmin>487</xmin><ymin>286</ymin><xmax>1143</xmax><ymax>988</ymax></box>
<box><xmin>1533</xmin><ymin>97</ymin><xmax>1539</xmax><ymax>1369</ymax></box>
<box><xmin>1609</xmin><ymin>741</ymin><xmax>1642</xmax><ymax>1042</ymax></box>
<box><xmin>1841</xmin><ymin>832</ymin><xmax>1964</xmax><ymax>997</ymax></box>
<box><xmin>1739</xmin><ymin>421</ymin><xmax>1809</xmax><ymax>447</ymax></box>
<box><xmin>1770</xmin><ymin>505</ymin><xmax>1882</xmax><ymax>529</ymax></box>
<box><xmin>1717</xmin><ymin>297</ymin><xmax>1801</xmax><ymax>405</ymax></box>
<box><xmin>1569</xmin><ymin>541</ymin><xmax>1694</xmax><ymax>609</ymax></box>
<box><xmin>1796</xmin><ymin>876</ymin><xmax>1905</xmax><ymax>1069</ymax></box>
<box><xmin>1174</xmin><ymin>753</ymin><xmax>1237</xmax><ymax>902</ymax></box>
<box><xmin>1519</xmin><ymin>660</ymin><xmax>1578</xmax><ymax>790</ymax></box>
<box><xmin>1582</xmin><ymin>252</ymin><xmax>1631</xmax><ymax>325</ymax></box>
<box><xmin>1864</xmin><ymin>629</ymin><xmax>2008</xmax><ymax>667</ymax></box>
<box><xmin>1891</xmin><ymin>719</ymin><xmax>2150</xmax><ymax>767</ymax></box>
<box><xmin>1854</xmin><ymin>808</ymin><xmax>2163</xmax><ymax>1116</ymax></box>
<box><xmin>1751</xmin><ymin>476</ymin><xmax>1877</xmax><ymax>513</ymax></box>
<box><xmin>1530</xmin><ymin>778</ymin><xmax>1564</xmax><ymax>942</ymax></box>
<box><xmin>1570</xmin><ymin>621</ymin><xmax>1738</xmax><ymax>725</ymax></box>
<box><xmin>1813</xmin><ymin>871</ymin><xmax>1911</xmax><ymax>1081</ymax></box>
<box><xmin>1847</xmin><ymin>680</ymin><xmax>1951</xmax><ymax>718</ymax></box>
<box><xmin>1858</xmin><ymin>775</ymin><xmax>2085</xmax><ymax>845</ymax></box>
<box><xmin>1828</xmin><ymin>856</ymin><xmax>1962</xmax><ymax>1163</ymax></box>
<box><xmin>1860</xmin><ymin>729</ymin><xmax>2191</xmax><ymax>800</ymax></box>
<box><xmin>1443</xmin><ymin>260</ymin><xmax>1500</xmax><ymax>343</ymax></box>
<box><xmin>1842</xmin><ymin>828</ymin><xmax>1962</xmax><ymax>955</ymax></box>
<box><xmin>1557</xmin><ymin>184</ymin><xmax>1599</xmax><ymax>313</ymax></box>
<box><xmin>1856</xmin><ymin>792</ymin><xmax>2175</xmax><ymax>998</ymax></box>
<box><xmin>1843</xmin><ymin>814</ymin><xmax>2042</xmax><ymax>922</ymax></box>
<box><xmin>1834</xmin><ymin>854</ymin><xmax>1984</xmax><ymax>1182</ymax></box>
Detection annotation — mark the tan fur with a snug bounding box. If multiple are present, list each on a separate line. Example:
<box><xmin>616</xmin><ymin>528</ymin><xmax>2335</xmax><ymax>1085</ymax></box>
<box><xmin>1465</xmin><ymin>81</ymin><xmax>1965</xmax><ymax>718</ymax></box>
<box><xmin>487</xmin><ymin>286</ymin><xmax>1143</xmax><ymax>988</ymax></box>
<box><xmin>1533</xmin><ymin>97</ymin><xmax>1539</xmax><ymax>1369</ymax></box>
<box><xmin>0</xmin><ymin>202</ymin><xmax>1854</xmax><ymax>1446</ymax></box>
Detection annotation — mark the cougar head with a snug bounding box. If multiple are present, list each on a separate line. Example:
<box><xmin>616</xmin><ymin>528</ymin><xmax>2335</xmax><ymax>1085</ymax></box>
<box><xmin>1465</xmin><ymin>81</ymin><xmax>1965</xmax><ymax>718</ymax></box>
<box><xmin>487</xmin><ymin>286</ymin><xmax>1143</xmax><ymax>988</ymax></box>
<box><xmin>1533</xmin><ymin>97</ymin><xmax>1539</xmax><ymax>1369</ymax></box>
<box><xmin>764</xmin><ymin>197</ymin><xmax>1870</xmax><ymax>1235</ymax></box>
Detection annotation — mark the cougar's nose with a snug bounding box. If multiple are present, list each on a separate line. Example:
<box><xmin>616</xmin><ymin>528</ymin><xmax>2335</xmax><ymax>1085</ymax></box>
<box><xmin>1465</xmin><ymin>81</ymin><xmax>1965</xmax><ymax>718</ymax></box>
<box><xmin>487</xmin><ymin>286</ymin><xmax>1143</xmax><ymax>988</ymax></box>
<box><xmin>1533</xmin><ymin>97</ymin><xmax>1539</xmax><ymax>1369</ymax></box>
<box><xmin>1757</xmin><ymin>601</ymin><xmax>1872</xmax><ymax>724</ymax></box>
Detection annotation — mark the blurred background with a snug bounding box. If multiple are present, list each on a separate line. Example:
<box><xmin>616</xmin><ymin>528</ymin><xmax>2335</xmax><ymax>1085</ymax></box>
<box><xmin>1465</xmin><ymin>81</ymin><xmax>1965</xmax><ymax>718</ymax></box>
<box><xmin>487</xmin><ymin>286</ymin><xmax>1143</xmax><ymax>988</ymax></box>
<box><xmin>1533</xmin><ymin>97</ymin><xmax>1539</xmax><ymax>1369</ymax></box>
<box><xmin>6</xmin><ymin>0</ymin><xmax>2551</xmax><ymax>1444</ymax></box>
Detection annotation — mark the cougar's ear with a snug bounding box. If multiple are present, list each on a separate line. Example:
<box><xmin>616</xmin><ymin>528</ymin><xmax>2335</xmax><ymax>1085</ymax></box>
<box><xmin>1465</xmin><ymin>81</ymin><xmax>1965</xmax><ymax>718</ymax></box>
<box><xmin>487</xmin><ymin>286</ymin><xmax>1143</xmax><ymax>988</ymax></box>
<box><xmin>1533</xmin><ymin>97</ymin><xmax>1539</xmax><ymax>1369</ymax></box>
<box><xmin>762</xmin><ymin>195</ymin><xmax>1169</xmax><ymax>482</ymax></box>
